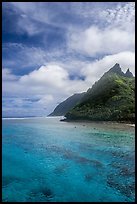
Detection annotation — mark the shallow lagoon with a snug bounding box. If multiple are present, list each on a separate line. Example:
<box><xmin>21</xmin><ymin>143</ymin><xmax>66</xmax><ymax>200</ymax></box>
<box><xmin>2</xmin><ymin>117</ymin><xmax>135</xmax><ymax>202</ymax></box>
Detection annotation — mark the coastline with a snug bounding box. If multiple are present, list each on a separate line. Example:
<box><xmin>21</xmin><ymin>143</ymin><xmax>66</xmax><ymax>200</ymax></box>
<box><xmin>60</xmin><ymin>118</ymin><xmax>135</xmax><ymax>127</ymax></box>
<box><xmin>2</xmin><ymin>116</ymin><xmax>135</xmax><ymax>128</ymax></box>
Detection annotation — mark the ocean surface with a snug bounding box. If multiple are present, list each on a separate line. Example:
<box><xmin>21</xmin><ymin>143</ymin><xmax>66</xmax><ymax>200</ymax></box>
<box><xmin>2</xmin><ymin>117</ymin><xmax>135</xmax><ymax>202</ymax></box>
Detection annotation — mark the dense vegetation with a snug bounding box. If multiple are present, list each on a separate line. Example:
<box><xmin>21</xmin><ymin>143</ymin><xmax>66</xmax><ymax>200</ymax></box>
<box><xmin>65</xmin><ymin>64</ymin><xmax>135</xmax><ymax>122</ymax></box>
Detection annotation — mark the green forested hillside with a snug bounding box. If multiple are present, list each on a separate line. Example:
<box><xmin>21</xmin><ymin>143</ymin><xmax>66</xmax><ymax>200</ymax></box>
<box><xmin>65</xmin><ymin>64</ymin><xmax>135</xmax><ymax>122</ymax></box>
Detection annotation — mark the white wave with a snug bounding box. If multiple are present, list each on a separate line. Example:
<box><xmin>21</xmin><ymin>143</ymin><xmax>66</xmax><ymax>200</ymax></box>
<box><xmin>46</xmin><ymin>116</ymin><xmax>64</xmax><ymax>118</ymax></box>
<box><xmin>2</xmin><ymin>117</ymin><xmax>46</xmax><ymax>120</ymax></box>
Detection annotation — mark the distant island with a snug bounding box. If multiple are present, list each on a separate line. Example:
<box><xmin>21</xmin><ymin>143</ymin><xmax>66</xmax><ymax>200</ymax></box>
<box><xmin>49</xmin><ymin>63</ymin><xmax>135</xmax><ymax>123</ymax></box>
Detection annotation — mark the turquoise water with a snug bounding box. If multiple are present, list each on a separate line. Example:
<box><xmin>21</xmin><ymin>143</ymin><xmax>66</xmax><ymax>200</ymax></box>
<box><xmin>2</xmin><ymin>118</ymin><xmax>135</xmax><ymax>202</ymax></box>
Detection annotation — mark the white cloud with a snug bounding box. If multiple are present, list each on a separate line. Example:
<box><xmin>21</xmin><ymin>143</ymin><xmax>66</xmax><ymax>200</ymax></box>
<box><xmin>69</xmin><ymin>26</ymin><xmax>134</xmax><ymax>56</ymax></box>
<box><xmin>19</xmin><ymin>65</ymin><xmax>69</xmax><ymax>88</ymax></box>
<box><xmin>19</xmin><ymin>64</ymin><xmax>90</xmax><ymax>96</ymax></box>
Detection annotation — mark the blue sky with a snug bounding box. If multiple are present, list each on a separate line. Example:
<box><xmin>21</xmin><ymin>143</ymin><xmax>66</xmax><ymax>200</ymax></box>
<box><xmin>2</xmin><ymin>2</ymin><xmax>135</xmax><ymax>117</ymax></box>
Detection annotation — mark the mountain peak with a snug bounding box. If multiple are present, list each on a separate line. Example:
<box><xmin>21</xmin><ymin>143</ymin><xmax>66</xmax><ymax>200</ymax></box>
<box><xmin>105</xmin><ymin>63</ymin><xmax>124</xmax><ymax>77</ymax></box>
<box><xmin>113</xmin><ymin>63</ymin><xmax>120</xmax><ymax>68</ymax></box>
<box><xmin>65</xmin><ymin>63</ymin><xmax>135</xmax><ymax>122</ymax></box>
<box><xmin>109</xmin><ymin>63</ymin><xmax>123</xmax><ymax>74</ymax></box>
<box><xmin>107</xmin><ymin>64</ymin><xmax>134</xmax><ymax>78</ymax></box>
<box><xmin>112</xmin><ymin>63</ymin><xmax>120</xmax><ymax>69</ymax></box>
<box><xmin>125</xmin><ymin>68</ymin><xmax>133</xmax><ymax>77</ymax></box>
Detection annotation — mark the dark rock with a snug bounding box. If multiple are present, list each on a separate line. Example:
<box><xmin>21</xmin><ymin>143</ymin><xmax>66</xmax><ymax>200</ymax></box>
<box><xmin>84</xmin><ymin>173</ymin><xmax>93</xmax><ymax>182</ymax></box>
<box><xmin>63</xmin><ymin>150</ymin><xmax>103</xmax><ymax>167</ymax></box>
<box><xmin>41</xmin><ymin>188</ymin><xmax>53</xmax><ymax>198</ymax></box>
<box><xmin>107</xmin><ymin>63</ymin><xmax>125</xmax><ymax>76</ymax></box>
<box><xmin>125</xmin><ymin>68</ymin><xmax>133</xmax><ymax>77</ymax></box>
<box><xmin>107</xmin><ymin>174</ymin><xmax>135</xmax><ymax>198</ymax></box>
<box><xmin>54</xmin><ymin>164</ymin><xmax>68</xmax><ymax>174</ymax></box>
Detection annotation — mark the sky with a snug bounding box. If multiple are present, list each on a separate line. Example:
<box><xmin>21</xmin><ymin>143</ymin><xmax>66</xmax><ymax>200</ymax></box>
<box><xmin>2</xmin><ymin>2</ymin><xmax>135</xmax><ymax>117</ymax></box>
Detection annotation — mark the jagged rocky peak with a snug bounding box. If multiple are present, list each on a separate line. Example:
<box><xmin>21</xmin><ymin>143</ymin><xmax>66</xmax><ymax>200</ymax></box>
<box><xmin>125</xmin><ymin>68</ymin><xmax>133</xmax><ymax>77</ymax></box>
<box><xmin>108</xmin><ymin>63</ymin><xmax>124</xmax><ymax>76</ymax></box>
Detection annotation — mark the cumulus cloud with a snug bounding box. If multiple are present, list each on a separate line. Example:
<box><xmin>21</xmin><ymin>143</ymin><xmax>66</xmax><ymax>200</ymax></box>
<box><xmin>20</xmin><ymin>65</ymin><xmax>69</xmax><ymax>88</ymax></box>
<box><xmin>69</xmin><ymin>26</ymin><xmax>134</xmax><ymax>56</ymax></box>
<box><xmin>17</xmin><ymin>64</ymin><xmax>89</xmax><ymax>98</ymax></box>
